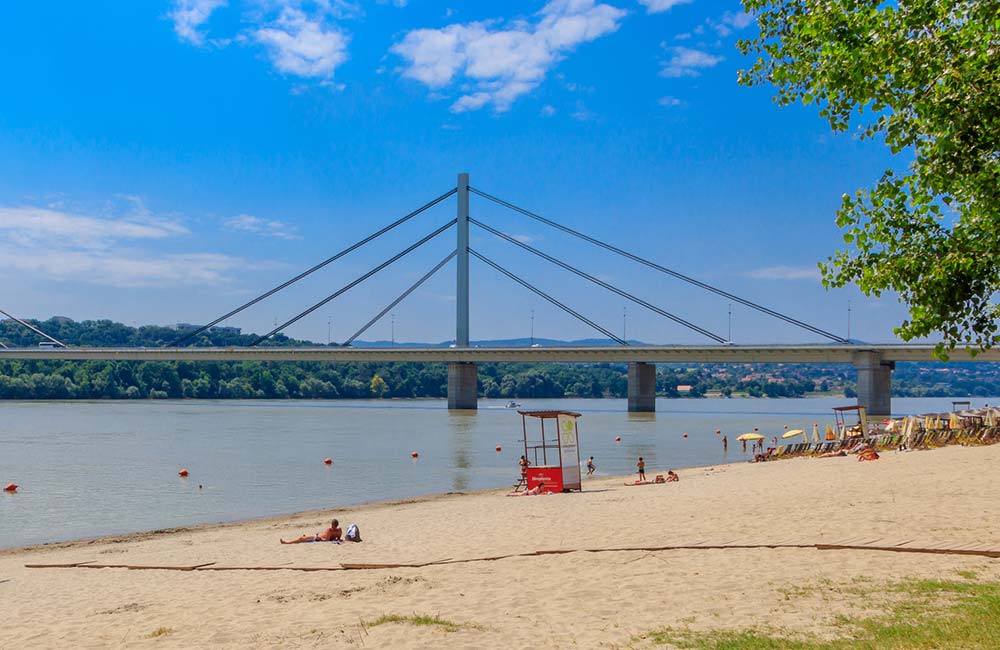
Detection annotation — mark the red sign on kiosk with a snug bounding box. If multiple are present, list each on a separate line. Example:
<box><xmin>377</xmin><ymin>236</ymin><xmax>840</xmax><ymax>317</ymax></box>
<box><xmin>519</xmin><ymin>410</ymin><xmax>583</xmax><ymax>493</ymax></box>
<box><xmin>526</xmin><ymin>466</ymin><xmax>564</xmax><ymax>493</ymax></box>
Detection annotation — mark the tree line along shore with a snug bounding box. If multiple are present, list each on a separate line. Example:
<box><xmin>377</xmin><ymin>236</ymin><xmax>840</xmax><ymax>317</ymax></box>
<box><xmin>1</xmin><ymin>319</ymin><xmax>999</xmax><ymax>400</ymax></box>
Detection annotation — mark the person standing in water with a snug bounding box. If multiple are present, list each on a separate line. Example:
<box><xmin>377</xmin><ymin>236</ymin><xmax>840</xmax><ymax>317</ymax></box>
<box><xmin>722</xmin><ymin>435</ymin><xmax>728</xmax><ymax>452</ymax></box>
<box><xmin>586</xmin><ymin>456</ymin><xmax>596</xmax><ymax>476</ymax></box>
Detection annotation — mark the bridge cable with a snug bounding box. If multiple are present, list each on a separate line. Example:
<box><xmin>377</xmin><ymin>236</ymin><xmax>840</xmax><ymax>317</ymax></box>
<box><xmin>468</xmin><ymin>249</ymin><xmax>627</xmax><ymax>346</ymax></box>
<box><xmin>470</xmin><ymin>218</ymin><xmax>727</xmax><ymax>344</ymax></box>
<box><xmin>342</xmin><ymin>250</ymin><xmax>458</xmax><ymax>347</ymax></box>
<box><xmin>0</xmin><ymin>308</ymin><xmax>69</xmax><ymax>348</ymax></box>
<box><xmin>250</xmin><ymin>219</ymin><xmax>458</xmax><ymax>346</ymax></box>
<box><xmin>469</xmin><ymin>187</ymin><xmax>847</xmax><ymax>343</ymax></box>
<box><xmin>171</xmin><ymin>188</ymin><xmax>458</xmax><ymax>347</ymax></box>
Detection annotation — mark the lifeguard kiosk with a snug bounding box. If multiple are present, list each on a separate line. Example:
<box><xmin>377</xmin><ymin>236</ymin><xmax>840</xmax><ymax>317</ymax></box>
<box><xmin>518</xmin><ymin>410</ymin><xmax>582</xmax><ymax>493</ymax></box>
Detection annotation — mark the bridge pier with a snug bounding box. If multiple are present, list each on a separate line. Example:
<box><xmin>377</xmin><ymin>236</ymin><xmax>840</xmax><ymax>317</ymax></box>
<box><xmin>627</xmin><ymin>362</ymin><xmax>656</xmax><ymax>412</ymax></box>
<box><xmin>447</xmin><ymin>362</ymin><xmax>478</xmax><ymax>410</ymax></box>
<box><xmin>852</xmin><ymin>351</ymin><xmax>894</xmax><ymax>419</ymax></box>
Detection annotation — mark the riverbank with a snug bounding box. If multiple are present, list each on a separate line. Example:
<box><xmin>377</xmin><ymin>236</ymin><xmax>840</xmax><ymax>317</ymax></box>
<box><xmin>3</xmin><ymin>443</ymin><xmax>1000</xmax><ymax>649</ymax></box>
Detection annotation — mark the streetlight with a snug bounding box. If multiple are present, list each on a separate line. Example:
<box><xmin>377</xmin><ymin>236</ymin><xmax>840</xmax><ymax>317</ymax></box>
<box><xmin>391</xmin><ymin>313</ymin><xmax>395</xmax><ymax>347</ymax></box>
<box><xmin>530</xmin><ymin>309</ymin><xmax>535</xmax><ymax>346</ymax></box>
<box><xmin>847</xmin><ymin>300</ymin><xmax>852</xmax><ymax>341</ymax></box>
<box><xmin>327</xmin><ymin>315</ymin><xmax>332</xmax><ymax>345</ymax></box>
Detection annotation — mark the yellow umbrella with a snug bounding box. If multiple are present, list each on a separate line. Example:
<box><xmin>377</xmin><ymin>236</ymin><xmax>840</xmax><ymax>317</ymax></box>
<box><xmin>782</xmin><ymin>429</ymin><xmax>805</xmax><ymax>439</ymax></box>
<box><xmin>736</xmin><ymin>433</ymin><xmax>765</xmax><ymax>441</ymax></box>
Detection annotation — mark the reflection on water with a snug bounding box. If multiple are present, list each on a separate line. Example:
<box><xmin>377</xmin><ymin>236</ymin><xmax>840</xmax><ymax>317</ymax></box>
<box><xmin>448</xmin><ymin>411</ymin><xmax>475</xmax><ymax>492</ymax></box>
<box><xmin>0</xmin><ymin>396</ymin><xmax>990</xmax><ymax>548</ymax></box>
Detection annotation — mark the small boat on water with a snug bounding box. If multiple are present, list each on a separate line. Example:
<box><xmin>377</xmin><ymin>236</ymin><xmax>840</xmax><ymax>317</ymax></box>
<box><xmin>506</xmin><ymin>401</ymin><xmax>521</xmax><ymax>408</ymax></box>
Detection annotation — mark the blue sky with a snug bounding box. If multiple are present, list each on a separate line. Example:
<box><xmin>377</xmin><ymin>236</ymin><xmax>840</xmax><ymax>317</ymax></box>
<box><xmin>0</xmin><ymin>0</ymin><xmax>909</xmax><ymax>345</ymax></box>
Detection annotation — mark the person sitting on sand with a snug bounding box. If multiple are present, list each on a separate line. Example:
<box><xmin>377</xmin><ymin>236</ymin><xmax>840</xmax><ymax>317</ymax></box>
<box><xmin>586</xmin><ymin>456</ymin><xmax>596</xmax><ymax>476</ymax></box>
<box><xmin>280</xmin><ymin>519</ymin><xmax>342</xmax><ymax>544</ymax></box>
<box><xmin>666</xmin><ymin>470</ymin><xmax>679</xmax><ymax>482</ymax></box>
<box><xmin>637</xmin><ymin>457</ymin><xmax>646</xmax><ymax>481</ymax></box>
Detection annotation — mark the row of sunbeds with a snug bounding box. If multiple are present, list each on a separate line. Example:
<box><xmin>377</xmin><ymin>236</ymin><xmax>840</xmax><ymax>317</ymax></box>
<box><xmin>768</xmin><ymin>425</ymin><xmax>1000</xmax><ymax>460</ymax></box>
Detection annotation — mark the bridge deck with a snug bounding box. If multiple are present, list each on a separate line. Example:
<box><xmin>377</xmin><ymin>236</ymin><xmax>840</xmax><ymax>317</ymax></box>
<box><xmin>0</xmin><ymin>344</ymin><xmax>993</xmax><ymax>363</ymax></box>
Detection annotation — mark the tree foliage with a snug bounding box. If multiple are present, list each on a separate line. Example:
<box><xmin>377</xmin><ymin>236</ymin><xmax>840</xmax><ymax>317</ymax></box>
<box><xmin>738</xmin><ymin>0</ymin><xmax>1000</xmax><ymax>358</ymax></box>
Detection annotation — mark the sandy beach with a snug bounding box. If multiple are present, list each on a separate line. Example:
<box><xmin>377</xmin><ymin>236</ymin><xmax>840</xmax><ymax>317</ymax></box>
<box><xmin>3</xmin><ymin>443</ymin><xmax>1000</xmax><ymax>649</ymax></box>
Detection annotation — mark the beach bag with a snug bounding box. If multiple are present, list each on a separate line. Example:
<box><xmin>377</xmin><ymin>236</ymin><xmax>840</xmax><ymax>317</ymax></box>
<box><xmin>345</xmin><ymin>523</ymin><xmax>362</xmax><ymax>542</ymax></box>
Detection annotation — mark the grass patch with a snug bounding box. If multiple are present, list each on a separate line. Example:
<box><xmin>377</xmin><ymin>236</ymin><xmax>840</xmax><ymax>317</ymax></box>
<box><xmin>366</xmin><ymin>613</ymin><xmax>481</xmax><ymax>633</ymax></box>
<box><xmin>639</xmin><ymin>579</ymin><xmax>1000</xmax><ymax>649</ymax></box>
<box><xmin>146</xmin><ymin>627</ymin><xmax>174</xmax><ymax>638</ymax></box>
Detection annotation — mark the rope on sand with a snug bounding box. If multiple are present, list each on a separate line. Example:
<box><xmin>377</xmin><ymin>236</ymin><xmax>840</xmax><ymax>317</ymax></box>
<box><xmin>23</xmin><ymin>540</ymin><xmax>1000</xmax><ymax>573</ymax></box>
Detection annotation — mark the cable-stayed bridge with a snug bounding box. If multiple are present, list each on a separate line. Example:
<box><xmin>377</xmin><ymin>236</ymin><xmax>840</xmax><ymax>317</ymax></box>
<box><xmin>3</xmin><ymin>174</ymin><xmax>995</xmax><ymax>416</ymax></box>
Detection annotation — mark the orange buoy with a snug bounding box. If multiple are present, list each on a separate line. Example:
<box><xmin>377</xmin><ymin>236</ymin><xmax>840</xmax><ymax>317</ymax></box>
<box><xmin>3</xmin><ymin>483</ymin><xmax>17</xmax><ymax>493</ymax></box>
<box><xmin>178</xmin><ymin>469</ymin><xmax>189</xmax><ymax>477</ymax></box>
<box><xmin>495</xmin><ymin>445</ymin><xmax>502</xmax><ymax>452</ymax></box>
<box><xmin>411</xmin><ymin>451</ymin><xmax>419</xmax><ymax>458</ymax></box>
<box><xmin>615</xmin><ymin>436</ymin><xmax>621</xmax><ymax>442</ymax></box>
<box><xmin>715</xmin><ymin>429</ymin><xmax>721</xmax><ymax>435</ymax></box>
<box><xmin>324</xmin><ymin>458</ymin><xmax>333</xmax><ymax>465</ymax></box>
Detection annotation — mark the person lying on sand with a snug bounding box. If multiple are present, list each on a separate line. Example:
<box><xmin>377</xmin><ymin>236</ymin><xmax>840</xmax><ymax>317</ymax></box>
<box><xmin>280</xmin><ymin>519</ymin><xmax>342</xmax><ymax>544</ymax></box>
<box><xmin>818</xmin><ymin>450</ymin><xmax>847</xmax><ymax>458</ymax></box>
<box><xmin>508</xmin><ymin>482</ymin><xmax>547</xmax><ymax>496</ymax></box>
<box><xmin>857</xmin><ymin>447</ymin><xmax>880</xmax><ymax>462</ymax></box>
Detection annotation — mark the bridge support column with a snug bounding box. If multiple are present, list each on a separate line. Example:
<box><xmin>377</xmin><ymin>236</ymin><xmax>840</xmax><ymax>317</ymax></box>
<box><xmin>448</xmin><ymin>362</ymin><xmax>478</xmax><ymax>410</ymax></box>
<box><xmin>627</xmin><ymin>362</ymin><xmax>656</xmax><ymax>412</ymax></box>
<box><xmin>852</xmin><ymin>351</ymin><xmax>894</xmax><ymax>419</ymax></box>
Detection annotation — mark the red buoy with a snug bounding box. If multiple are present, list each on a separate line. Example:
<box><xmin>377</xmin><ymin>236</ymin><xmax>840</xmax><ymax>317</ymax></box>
<box><xmin>715</xmin><ymin>429</ymin><xmax>721</xmax><ymax>435</ymax></box>
<box><xmin>324</xmin><ymin>458</ymin><xmax>332</xmax><ymax>465</ymax></box>
<box><xmin>495</xmin><ymin>445</ymin><xmax>502</xmax><ymax>452</ymax></box>
<box><xmin>3</xmin><ymin>483</ymin><xmax>17</xmax><ymax>493</ymax></box>
<box><xmin>411</xmin><ymin>451</ymin><xmax>419</xmax><ymax>458</ymax></box>
<box><xmin>615</xmin><ymin>436</ymin><xmax>621</xmax><ymax>442</ymax></box>
<box><xmin>178</xmin><ymin>469</ymin><xmax>189</xmax><ymax>477</ymax></box>
<box><xmin>682</xmin><ymin>433</ymin><xmax>688</xmax><ymax>438</ymax></box>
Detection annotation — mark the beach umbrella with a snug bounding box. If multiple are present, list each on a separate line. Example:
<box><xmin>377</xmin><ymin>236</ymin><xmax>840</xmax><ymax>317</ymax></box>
<box><xmin>812</xmin><ymin>423</ymin><xmax>820</xmax><ymax>443</ymax></box>
<box><xmin>782</xmin><ymin>429</ymin><xmax>806</xmax><ymax>439</ymax></box>
<box><xmin>736</xmin><ymin>433</ymin><xmax>765</xmax><ymax>441</ymax></box>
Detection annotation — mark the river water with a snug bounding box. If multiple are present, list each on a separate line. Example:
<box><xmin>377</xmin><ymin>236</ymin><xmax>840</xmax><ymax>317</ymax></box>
<box><xmin>0</xmin><ymin>396</ymin><xmax>990</xmax><ymax>548</ymax></box>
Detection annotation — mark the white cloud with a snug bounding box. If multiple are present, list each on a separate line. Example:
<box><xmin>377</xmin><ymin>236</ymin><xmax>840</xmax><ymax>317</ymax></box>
<box><xmin>254</xmin><ymin>7</ymin><xmax>349</xmax><ymax>78</ymax></box>
<box><xmin>392</xmin><ymin>0</ymin><xmax>626</xmax><ymax>113</ymax></box>
<box><xmin>637</xmin><ymin>0</ymin><xmax>693</xmax><ymax>14</ymax></box>
<box><xmin>708</xmin><ymin>11</ymin><xmax>754</xmax><ymax>36</ymax></box>
<box><xmin>745</xmin><ymin>266</ymin><xmax>822</xmax><ymax>281</ymax></box>
<box><xmin>657</xmin><ymin>95</ymin><xmax>683</xmax><ymax>106</ymax></box>
<box><xmin>659</xmin><ymin>46</ymin><xmax>722</xmax><ymax>77</ymax></box>
<box><xmin>0</xmin><ymin>206</ymin><xmax>187</xmax><ymax>250</ymax></box>
<box><xmin>224</xmin><ymin>214</ymin><xmax>301</xmax><ymax>240</ymax></box>
<box><xmin>722</xmin><ymin>10</ymin><xmax>754</xmax><ymax>30</ymax></box>
<box><xmin>540</xmin><ymin>104</ymin><xmax>556</xmax><ymax>116</ymax></box>
<box><xmin>171</xmin><ymin>0</ymin><xmax>227</xmax><ymax>45</ymax></box>
<box><xmin>0</xmin><ymin>204</ymin><xmax>249</xmax><ymax>288</ymax></box>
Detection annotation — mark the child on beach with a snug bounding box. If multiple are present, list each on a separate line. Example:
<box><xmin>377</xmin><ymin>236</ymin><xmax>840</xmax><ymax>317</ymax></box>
<box><xmin>637</xmin><ymin>457</ymin><xmax>646</xmax><ymax>482</ymax></box>
<box><xmin>586</xmin><ymin>456</ymin><xmax>596</xmax><ymax>476</ymax></box>
<box><xmin>666</xmin><ymin>470</ymin><xmax>679</xmax><ymax>482</ymax></box>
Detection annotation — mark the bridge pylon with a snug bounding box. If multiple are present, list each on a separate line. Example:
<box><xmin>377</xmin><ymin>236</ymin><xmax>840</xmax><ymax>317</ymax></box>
<box><xmin>853</xmin><ymin>351</ymin><xmax>894</xmax><ymax>419</ymax></box>
<box><xmin>628</xmin><ymin>362</ymin><xmax>656</xmax><ymax>412</ymax></box>
<box><xmin>448</xmin><ymin>172</ymin><xmax>478</xmax><ymax>410</ymax></box>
